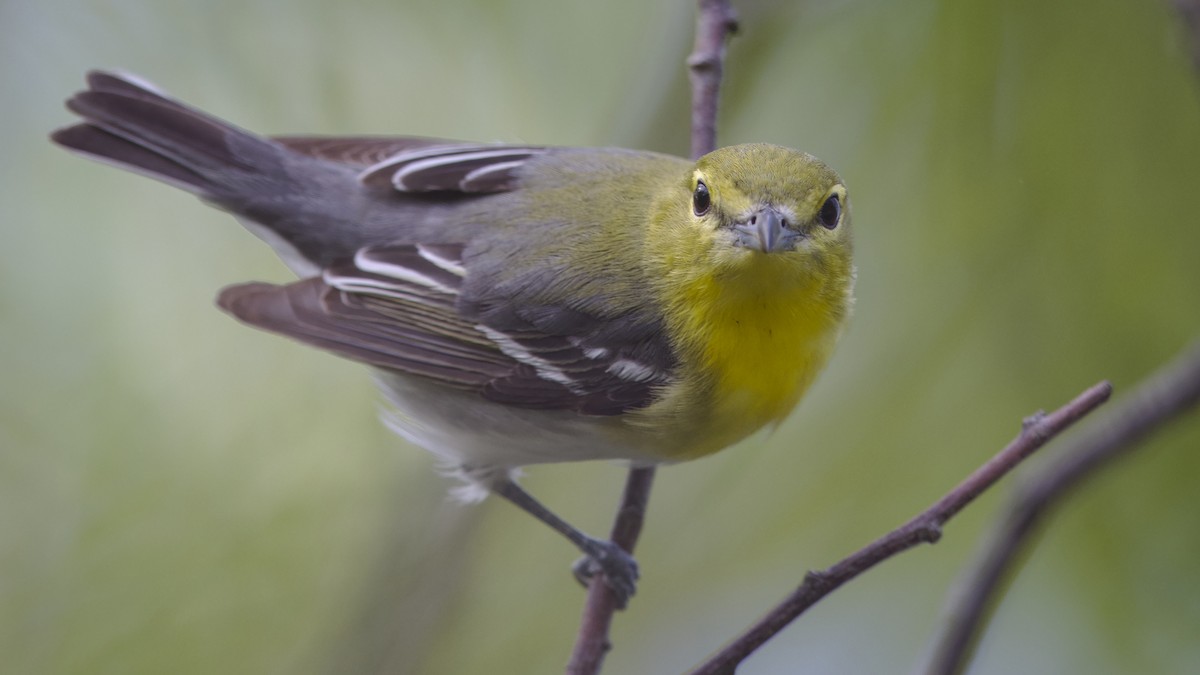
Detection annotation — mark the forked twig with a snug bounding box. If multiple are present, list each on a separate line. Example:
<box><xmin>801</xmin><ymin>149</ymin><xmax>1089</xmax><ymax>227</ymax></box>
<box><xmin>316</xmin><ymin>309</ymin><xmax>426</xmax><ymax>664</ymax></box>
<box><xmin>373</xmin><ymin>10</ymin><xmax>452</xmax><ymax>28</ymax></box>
<box><xmin>919</xmin><ymin>343</ymin><xmax>1200</xmax><ymax>675</ymax></box>
<box><xmin>688</xmin><ymin>382</ymin><xmax>1114</xmax><ymax>675</ymax></box>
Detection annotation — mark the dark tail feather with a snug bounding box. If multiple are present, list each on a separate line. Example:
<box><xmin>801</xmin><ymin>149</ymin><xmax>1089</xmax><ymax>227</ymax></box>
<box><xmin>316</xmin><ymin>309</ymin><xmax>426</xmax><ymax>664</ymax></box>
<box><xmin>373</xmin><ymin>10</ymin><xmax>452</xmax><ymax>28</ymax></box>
<box><xmin>51</xmin><ymin>70</ymin><xmax>281</xmax><ymax>196</ymax></box>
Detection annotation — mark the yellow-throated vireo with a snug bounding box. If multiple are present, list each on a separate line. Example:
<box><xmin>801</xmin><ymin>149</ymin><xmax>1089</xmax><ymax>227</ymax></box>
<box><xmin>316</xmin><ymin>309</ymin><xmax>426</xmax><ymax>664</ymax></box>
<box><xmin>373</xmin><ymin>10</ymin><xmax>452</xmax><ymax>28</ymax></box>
<box><xmin>53</xmin><ymin>71</ymin><xmax>855</xmax><ymax>605</ymax></box>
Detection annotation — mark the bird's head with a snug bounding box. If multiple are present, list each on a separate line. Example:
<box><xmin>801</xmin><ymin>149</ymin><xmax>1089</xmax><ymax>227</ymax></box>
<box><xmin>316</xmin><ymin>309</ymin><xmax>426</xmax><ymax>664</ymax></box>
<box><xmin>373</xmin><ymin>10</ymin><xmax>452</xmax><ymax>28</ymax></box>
<box><xmin>651</xmin><ymin>143</ymin><xmax>853</xmax><ymax>294</ymax></box>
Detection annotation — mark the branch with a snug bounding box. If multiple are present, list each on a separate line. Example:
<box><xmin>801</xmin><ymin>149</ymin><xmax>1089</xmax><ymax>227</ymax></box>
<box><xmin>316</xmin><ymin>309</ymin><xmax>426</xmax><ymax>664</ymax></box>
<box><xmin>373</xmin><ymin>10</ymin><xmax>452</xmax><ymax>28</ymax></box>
<box><xmin>920</xmin><ymin>4</ymin><xmax>1200</xmax><ymax>667</ymax></box>
<box><xmin>918</xmin><ymin>342</ymin><xmax>1200</xmax><ymax>675</ymax></box>
<box><xmin>1173</xmin><ymin>0</ymin><xmax>1200</xmax><ymax>73</ymax></box>
<box><xmin>566</xmin><ymin>3</ymin><xmax>738</xmax><ymax>673</ymax></box>
<box><xmin>565</xmin><ymin>468</ymin><xmax>656</xmax><ymax>675</ymax></box>
<box><xmin>687</xmin><ymin>381</ymin><xmax>1114</xmax><ymax>675</ymax></box>
<box><xmin>688</xmin><ymin>0</ymin><xmax>739</xmax><ymax>159</ymax></box>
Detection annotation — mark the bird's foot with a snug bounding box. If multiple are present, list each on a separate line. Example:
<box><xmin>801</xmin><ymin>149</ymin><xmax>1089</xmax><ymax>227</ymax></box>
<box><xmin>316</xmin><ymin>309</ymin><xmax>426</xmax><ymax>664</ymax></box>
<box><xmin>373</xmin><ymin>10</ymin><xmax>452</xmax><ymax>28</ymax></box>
<box><xmin>571</xmin><ymin>538</ymin><xmax>639</xmax><ymax>609</ymax></box>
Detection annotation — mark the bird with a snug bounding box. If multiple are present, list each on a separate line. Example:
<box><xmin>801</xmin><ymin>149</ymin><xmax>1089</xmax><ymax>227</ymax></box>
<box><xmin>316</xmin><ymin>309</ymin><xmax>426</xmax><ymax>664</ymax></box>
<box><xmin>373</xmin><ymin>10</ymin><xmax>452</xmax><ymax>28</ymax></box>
<box><xmin>52</xmin><ymin>70</ymin><xmax>855</xmax><ymax>606</ymax></box>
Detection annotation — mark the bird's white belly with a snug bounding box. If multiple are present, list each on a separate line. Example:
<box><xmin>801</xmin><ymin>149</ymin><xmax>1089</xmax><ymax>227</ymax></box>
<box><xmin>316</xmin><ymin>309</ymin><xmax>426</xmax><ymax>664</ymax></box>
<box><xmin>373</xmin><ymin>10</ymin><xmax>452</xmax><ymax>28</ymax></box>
<box><xmin>373</xmin><ymin>372</ymin><xmax>656</xmax><ymax>496</ymax></box>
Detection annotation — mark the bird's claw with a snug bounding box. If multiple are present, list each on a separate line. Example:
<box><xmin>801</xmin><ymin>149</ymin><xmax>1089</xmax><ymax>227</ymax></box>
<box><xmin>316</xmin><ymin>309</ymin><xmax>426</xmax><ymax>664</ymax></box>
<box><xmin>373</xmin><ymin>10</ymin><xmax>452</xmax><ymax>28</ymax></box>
<box><xmin>572</xmin><ymin>539</ymin><xmax>639</xmax><ymax>609</ymax></box>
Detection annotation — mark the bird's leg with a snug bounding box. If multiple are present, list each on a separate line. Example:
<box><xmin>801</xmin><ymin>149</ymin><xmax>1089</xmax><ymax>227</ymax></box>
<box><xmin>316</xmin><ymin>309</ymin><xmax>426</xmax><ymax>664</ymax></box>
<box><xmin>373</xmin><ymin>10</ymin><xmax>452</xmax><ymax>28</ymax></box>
<box><xmin>492</xmin><ymin>478</ymin><xmax>638</xmax><ymax>608</ymax></box>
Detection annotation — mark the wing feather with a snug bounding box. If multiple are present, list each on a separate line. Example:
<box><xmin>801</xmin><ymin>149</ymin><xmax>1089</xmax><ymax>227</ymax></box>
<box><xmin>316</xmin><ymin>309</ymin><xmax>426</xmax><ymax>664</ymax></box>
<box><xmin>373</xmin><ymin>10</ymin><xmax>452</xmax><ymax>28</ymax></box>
<box><xmin>359</xmin><ymin>145</ymin><xmax>545</xmax><ymax>192</ymax></box>
<box><xmin>217</xmin><ymin>243</ymin><xmax>676</xmax><ymax>415</ymax></box>
<box><xmin>271</xmin><ymin>135</ymin><xmax>457</xmax><ymax>168</ymax></box>
<box><xmin>272</xmin><ymin>136</ymin><xmax>544</xmax><ymax>194</ymax></box>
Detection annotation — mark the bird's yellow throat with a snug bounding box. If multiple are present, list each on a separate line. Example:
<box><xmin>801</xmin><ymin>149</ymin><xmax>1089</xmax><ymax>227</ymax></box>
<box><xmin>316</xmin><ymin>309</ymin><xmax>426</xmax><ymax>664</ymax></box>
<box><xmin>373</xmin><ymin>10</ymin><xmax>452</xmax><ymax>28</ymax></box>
<box><xmin>653</xmin><ymin>250</ymin><xmax>851</xmax><ymax>459</ymax></box>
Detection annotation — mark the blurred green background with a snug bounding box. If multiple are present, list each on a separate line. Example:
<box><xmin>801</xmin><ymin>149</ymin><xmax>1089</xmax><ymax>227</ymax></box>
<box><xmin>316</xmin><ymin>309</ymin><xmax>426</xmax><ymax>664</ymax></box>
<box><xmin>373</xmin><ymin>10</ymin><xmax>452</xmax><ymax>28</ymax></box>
<box><xmin>4</xmin><ymin>0</ymin><xmax>1199</xmax><ymax>673</ymax></box>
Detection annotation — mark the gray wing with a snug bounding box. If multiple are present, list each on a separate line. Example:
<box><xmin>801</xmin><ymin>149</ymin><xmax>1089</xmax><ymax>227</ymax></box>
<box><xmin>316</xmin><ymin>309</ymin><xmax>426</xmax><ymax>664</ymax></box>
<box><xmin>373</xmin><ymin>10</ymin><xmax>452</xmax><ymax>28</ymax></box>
<box><xmin>52</xmin><ymin>70</ymin><xmax>548</xmax><ymax>262</ymax></box>
<box><xmin>54</xmin><ymin>70</ymin><xmax>541</xmax><ymax>193</ymax></box>
<box><xmin>54</xmin><ymin>71</ymin><xmax>675</xmax><ymax>413</ymax></box>
<box><xmin>218</xmin><ymin>243</ymin><xmax>676</xmax><ymax>416</ymax></box>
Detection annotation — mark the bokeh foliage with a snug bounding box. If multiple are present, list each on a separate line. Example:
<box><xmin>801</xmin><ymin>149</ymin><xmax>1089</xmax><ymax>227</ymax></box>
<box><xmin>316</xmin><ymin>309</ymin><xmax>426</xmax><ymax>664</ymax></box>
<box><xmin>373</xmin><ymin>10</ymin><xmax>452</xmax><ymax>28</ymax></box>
<box><xmin>3</xmin><ymin>0</ymin><xmax>1198</xmax><ymax>673</ymax></box>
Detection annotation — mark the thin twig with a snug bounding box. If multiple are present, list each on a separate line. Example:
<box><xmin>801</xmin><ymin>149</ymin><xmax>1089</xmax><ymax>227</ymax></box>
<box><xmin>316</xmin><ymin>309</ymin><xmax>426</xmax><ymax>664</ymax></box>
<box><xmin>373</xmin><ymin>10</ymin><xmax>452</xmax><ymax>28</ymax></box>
<box><xmin>689</xmin><ymin>0</ymin><xmax>739</xmax><ymax>159</ymax></box>
<box><xmin>1173</xmin><ymin>0</ymin><xmax>1200</xmax><ymax>73</ymax></box>
<box><xmin>565</xmin><ymin>468</ymin><xmax>656</xmax><ymax>675</ymax></box>
<box><xmin>909</xmin><ymin>8</ymin><xmax>1200</xmax><ymax>675</ymax></box>
<box><xmin>565</xmin><ymin>3</ymin><xmax>739</xmax><ymax>674</ymax></box>
<box><xmin>687</xmin><ymin>381</ymin><xmax>1114</xmax><ymax>675</ymax></box>
<box><xmin>922</xmin><ymin>4</ymin><xmax>1200</xmax><ymax>668</ymax></box>
<box><xmin>918</xmin><ymin>342</ymin><xmax>1200</xmax><ymax>675</ymax></box>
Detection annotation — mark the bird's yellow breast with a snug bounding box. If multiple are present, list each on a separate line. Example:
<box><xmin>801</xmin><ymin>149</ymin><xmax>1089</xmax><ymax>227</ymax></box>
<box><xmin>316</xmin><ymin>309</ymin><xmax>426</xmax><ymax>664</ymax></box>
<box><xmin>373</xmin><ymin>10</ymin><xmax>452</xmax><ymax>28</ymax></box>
<box><xmin>648</xmin><ymin>255</ymin><xmax>846</xmax><ymax>460</ymax></box>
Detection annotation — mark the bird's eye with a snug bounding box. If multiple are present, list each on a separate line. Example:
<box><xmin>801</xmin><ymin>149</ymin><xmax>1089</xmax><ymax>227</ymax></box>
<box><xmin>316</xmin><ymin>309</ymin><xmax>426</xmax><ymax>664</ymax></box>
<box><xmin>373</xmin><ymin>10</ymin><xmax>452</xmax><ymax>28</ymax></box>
<box><xmin>818</xmin><ymin>194</ymin><xmax>841</xmax><ymax>230</ymax></box>
<box><xmin>693</xmin><ymin>180</ymin><xmax>711</xmax><ymax>216</ymax></box>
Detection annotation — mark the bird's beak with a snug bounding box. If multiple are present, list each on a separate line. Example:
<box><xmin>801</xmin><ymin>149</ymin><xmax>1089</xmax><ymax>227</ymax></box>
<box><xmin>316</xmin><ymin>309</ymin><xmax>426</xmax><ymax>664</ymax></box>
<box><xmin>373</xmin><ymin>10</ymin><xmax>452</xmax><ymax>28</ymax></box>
<box><xmin>733</xmin><ymin>206</ymin><xmax>796</xmax><ymax>253</ymax></box>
